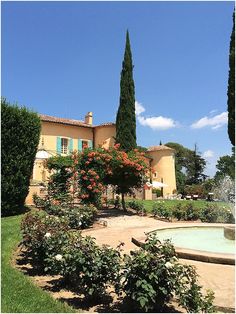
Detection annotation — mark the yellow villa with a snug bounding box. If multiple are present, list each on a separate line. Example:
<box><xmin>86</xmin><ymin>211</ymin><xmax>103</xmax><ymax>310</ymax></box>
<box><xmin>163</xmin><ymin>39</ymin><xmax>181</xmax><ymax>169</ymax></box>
<box><xmin>26</xmin><ymin>111</ymin><xmax>176</xmax><ymax>204</ymax></box>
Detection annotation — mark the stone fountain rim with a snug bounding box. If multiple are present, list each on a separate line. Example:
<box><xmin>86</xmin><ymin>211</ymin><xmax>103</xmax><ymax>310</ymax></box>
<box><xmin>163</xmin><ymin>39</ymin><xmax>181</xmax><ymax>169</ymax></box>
<box><xmin>132</xmin><ymin>223</ymin><xmax>235</xmax><ymax>265</ymax></box>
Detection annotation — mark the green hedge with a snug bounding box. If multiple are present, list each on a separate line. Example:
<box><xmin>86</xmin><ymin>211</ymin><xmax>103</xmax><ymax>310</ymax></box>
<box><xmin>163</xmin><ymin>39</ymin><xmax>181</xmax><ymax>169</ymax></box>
<box><xmin>1</xmin><ymin>98</ymin><xmax>41</xmax><ymax>216</ymax></box>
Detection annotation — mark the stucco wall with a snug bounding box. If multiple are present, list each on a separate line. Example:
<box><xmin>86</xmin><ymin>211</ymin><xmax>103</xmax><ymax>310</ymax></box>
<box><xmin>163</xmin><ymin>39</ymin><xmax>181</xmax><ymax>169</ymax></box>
<box><xmin>94</xmin><ymin>125</ymin><xmax>116</xmax><ymax>149</ymax></box>
<box><xmin>32</xmin><ymin>159</ymin><xmax>49</xmax><ymax>182</ymax></box>
<box><xmin>148</xmin><ymin>150</ymin><xmax>176</xmax><ymax>196</ymax></box>
<box><xmin>41</xmin><ymin>121</ymin><xmax>93</xmax><ymax>153</ymax></box>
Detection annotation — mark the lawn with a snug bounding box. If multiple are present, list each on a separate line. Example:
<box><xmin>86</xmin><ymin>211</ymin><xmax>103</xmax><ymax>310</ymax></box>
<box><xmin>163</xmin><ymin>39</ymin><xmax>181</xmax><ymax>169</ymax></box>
<box><xmin>130</xmin><ymin>199</ymin><xmax>230</xmax><ymax>213</ymax></box>
<box><xmin>1</xmin><ymin>214</ymin><xmax>75</xmax><ymax>313</ymax></box>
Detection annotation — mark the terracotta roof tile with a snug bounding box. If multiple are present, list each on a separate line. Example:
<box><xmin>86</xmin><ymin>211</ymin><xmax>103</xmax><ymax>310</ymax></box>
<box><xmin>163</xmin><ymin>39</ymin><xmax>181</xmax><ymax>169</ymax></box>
<box><xmin>40</xmin><ymin>114</ymin><xmax>115</xmax><ymax>129</ymax></box>
<box><xmin>39</xmin><ymin>114</ymin><xmax>92</xmax><ymax>128</ymax></box>
<box><xmin>147</xmin><ymin>145</ymin><xmax>175</xmax><ymax>152</ymax></box>
<box><xmin>94</xmin><ymin>122</ymin><xmax>115</xmax><ymax>128</ymax></box>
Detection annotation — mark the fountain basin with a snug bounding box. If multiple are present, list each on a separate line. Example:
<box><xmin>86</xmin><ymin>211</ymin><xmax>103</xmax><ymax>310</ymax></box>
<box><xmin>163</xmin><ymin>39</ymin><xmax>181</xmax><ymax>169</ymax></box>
<box><xmin>224</xmin><ymin>226</ymin><xmax>235</xmax><ymax>240</ymax></box>
<box><xmin>132</xmin><ymin>224</ymin><xmax>235</xmax><ymax>265</ymax></box>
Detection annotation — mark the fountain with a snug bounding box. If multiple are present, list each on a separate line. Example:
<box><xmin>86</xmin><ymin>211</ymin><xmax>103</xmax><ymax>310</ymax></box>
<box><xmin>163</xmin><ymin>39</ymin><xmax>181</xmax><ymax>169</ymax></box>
<box><xmin>213</xmin><ymin>176</ymin><xmax>235</xmax><ymax>241</ymax></box>
<box><xmin>132</xmin><ymin>176</ymin><xmax>235</xmax><ymax>265</ymax></box>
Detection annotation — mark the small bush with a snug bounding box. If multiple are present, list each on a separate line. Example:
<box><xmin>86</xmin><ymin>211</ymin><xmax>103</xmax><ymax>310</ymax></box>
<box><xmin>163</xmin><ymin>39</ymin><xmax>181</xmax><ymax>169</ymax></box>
<box><xmin>1</xmin><ymin>98</ymin><xmax>41</xmax><ymax>216</ymax></box>
<box><xmin>128</xmin><ymin>200</ymin><xmax>146</xmax><ymax>215</ymax></box>
<box><xmin>33</xmin><ymin>194</ymin><xmax>50</xmax><ymax>208</ymax></box>
<box><xmin>200</xmin><ymin>204</ymin><xmax>234</xmax><ymax>223</ymax></box>
<box><xmin>185</xmin><ymin>203</ymin><xmax>200</xmax><ymax>221</ymax></box>
<box><xmin>172</xmin><ymin>203</ymin><xmax>186</xmax><ymax>221</ymax></box>
<box><xmin>122</xmin><ymin>233</ymin><xmax>215</xmax><ymax>313</ymax></box>
<box><xmin>21</xmin><ymin>211</ymin><xmax>70</xmax><ymax>264</ymax></box>
<box><xmin>45</xmin><ymin>234</ymin><xmax>122</xmax><ymax>298</ymax></box>
<box><xmin>152</xmin><ymin>201</ymin><xmax>171</xmax><ymax>220</ymax></box>
<box><xmin>44</xmin><ymin>204</ymin><xmax>97</xmax><ymax>229</ymax></box>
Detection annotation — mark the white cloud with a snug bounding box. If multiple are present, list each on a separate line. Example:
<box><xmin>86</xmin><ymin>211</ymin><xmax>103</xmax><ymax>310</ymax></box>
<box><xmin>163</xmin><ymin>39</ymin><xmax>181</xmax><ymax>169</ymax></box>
<box><xmin>135</xmin><ymin>99</ymin><xmax>178</xmax><ymax>130</ymax></box>
<box><xmin>191</xmin><ymin>112</ymin><xmax>228</xmax><ymax>130</ymax></box>
<box><xmin>135</xmin><ymin>101</ymin><xmax>145</xmax><ymax>116</ymax></box>
<box><xmin>203</xmin><ymin>150</ymin><xmax>214</xmax><ymax>158</ymax></box>
<box><xmin>138</xmin><ymin>115</ymin><xmax>177</xmax><ymax>130</ymax></box>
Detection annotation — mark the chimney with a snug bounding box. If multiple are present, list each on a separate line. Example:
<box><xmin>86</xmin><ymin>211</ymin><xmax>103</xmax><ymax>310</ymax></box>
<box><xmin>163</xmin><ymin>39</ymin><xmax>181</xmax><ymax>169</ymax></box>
<box><xmin>85</xmin><ymin>112</ymin><xmax>93</xmax><ymax>125</ymax></box>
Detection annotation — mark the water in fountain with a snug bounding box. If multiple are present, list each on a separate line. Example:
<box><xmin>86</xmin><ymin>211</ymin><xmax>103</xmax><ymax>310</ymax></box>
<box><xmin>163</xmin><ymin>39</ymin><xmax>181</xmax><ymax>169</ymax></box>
<box><xmin>213</xmin><ymin>176</ymin><xmax>235</xmax><ymax>240</ymax></box>
<box><xmin>213</xmin><ymin>176</ymin><xmax>235</xmax><ymax>217</ymax></box>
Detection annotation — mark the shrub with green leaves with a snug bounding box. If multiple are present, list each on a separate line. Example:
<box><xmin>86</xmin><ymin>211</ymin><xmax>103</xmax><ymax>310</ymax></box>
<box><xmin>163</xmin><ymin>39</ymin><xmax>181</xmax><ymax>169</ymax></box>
<box><xmin>45</xmin><ymin>234</ymin><xmax>122</xmax><ymax>298</ymax></box>
<box><xmin>152</xmin><ymin>201</ymin><xmax>171</xmax><ymax>220</ymax></box>
<box><xmin>44</xmin><ymin>204</ymin><xmax>97</xmax><ymax>229</ymax></box>
<box><xmin>1</xmin><ymin>98</ymin><xmax>41</xmax><ymax>216</ymax></box>
<box><xmin>33</xmin><ymin>194</ymin><xmax>50</xmax><ymax>208</ymax></box>
<box><xmin>171</xmin><ymin>203</ymin><xmax>186</xmax><ymax>220</ymax></box>
<box><xmin>122</xmin><ymin>233</ymin><xmax>215</xmax><ymax>313</ymax></box>
<box><xmin>21</xmin><ymin>211</ymin><xmax>70</xmax><ymax>264</ymax></box>
<box><xmin>200</xmin><ymin>204</ymin><xmax>235</xmax><ymax>223</ymax></box>
<box><xmin>184</xmin><ymin>203</ymin><xmax>200</xmax><ymax>221</ymax></box>
<box><xmin>128</xmin><ymin>200</ymin><xmax>146</xmax><ymax>214</ymax></box>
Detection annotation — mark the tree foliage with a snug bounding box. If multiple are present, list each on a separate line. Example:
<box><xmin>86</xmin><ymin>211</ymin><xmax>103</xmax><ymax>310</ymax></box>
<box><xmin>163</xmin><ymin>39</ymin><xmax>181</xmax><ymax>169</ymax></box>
<box><xmin>227</xmin><ymin>10</ymin><xmax>235</xmax><ymax>146</ymax></box>
<box><xmin>214</xmin><ymin>148</ymin><xmax>235</xmax><ymax>181</ymax></box>
<box><xmin>45</xmin><ymin>146</ymin><xmax>149</xmax><ymax>210</ymax></box>
<box><xmin>185</xmin><ymin>144</ymin><xmax>206</xmax><ymax>185</ymax></box>
<box><xmin>116</xmin><ymin>30</ymin><xmax>136</xmax><ymax>151</ymax></box>
<box><xmin>1</xmin><ymin>98</ymin><xmax>41</xmax><ymax>216</ymax></box>
<box><xmin>165</xmin><ymin>142</ymin><xmax>206</xmax><ymax>192</ymax></box>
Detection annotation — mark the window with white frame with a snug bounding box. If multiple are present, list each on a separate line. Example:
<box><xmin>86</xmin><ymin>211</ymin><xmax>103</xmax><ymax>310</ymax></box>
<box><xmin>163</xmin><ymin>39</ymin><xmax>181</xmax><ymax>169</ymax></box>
<box><xmin>61</xmin><ymin>138</ymin><xmax>68</xmax><ymax>154</ymax></box>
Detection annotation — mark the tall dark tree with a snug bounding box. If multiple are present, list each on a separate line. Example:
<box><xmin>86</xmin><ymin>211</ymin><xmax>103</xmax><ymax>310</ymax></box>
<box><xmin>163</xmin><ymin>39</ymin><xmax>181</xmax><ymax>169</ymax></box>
<box><xmin>227</xmin><ymin>10</ymin><xmax>235</xmax><ymax>146</ymax></box>
<box><xmin>185</xmin><ymin>144</ymin><xmax>206</xmax><ymax>185</ymax></box>
<box><xmin>116</xmin><ymin>30</ymin><xmax>136</xmax><ymax>151</ymax></box>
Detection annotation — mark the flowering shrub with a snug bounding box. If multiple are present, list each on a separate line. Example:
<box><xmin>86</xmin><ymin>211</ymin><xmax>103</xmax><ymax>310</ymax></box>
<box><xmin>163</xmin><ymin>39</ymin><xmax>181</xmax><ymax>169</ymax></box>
<box><xmin>171</xmin><ymin>203</ymin><xmax>186</xmax><ymax>221</ymax></box>
<box><xmin>184</xmin><ymin>203</ymin><xmax>200</xmax><ymax>221</ymax></box>
<box><xmin>32</xmin><ymin>194</ymin><xmax>49</xmax><ymax>208</ymax></box>
<box><xmin>44</xmin><ymin>204</ymin><xmax>97</xmax><ymax>229</ymax></box>
<box><xmin>21</xmin><ymin>211</ymin><xmax>70</xmax><ymax>264</ymax></box>
<box><xmin>200</xmin><ymin>204</ymin><xmax>235</xmax><ymax>223</ymax></box>
<box><xmin>46</xmin><ymin>155</ymin><xmax>74</xmax><ymax>204</ymax></box>
<box><xmin>45</xmin><ymin>234</ymin><xmax>122</xmax><ymax>298</ymax></box>
<box><xmin>127</xmin><ymin>200</ymin><xmax>147</xmax><ymax>215</ymax></box>
<box><xmin>122</xmin><ymin>233</ymin><xmax>215</xmax><ymax>312</ymax></box>
<box><xmin>152</xmin><ymin>201</ymin><xmax>171</xmax><ymax>220</ymax></box>
<box><xmin>77</xmin><ymin>146</ymin><xmax>149</xmax><ymax>209</ymax></box>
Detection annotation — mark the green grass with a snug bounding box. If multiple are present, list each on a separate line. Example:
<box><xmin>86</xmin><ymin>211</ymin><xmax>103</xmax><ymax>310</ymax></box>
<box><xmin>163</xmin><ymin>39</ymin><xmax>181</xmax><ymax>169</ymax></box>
<box><xmin>128</xmin><ymin>199</ymin><xmax>230</xmax><ymax>213</ymax></box>
<box><xmin>1</xmin><ymin>214</ymin><xmax>75</xmax><ymax>313</ymax></box>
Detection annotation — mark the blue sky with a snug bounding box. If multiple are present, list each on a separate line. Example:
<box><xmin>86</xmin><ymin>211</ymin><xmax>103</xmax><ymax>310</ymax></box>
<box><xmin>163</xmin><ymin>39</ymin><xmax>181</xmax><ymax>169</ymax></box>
<box><xmin>2</xmin><ymin>1</ymin><xmax>234</xmax><ymax>177</ymax></box>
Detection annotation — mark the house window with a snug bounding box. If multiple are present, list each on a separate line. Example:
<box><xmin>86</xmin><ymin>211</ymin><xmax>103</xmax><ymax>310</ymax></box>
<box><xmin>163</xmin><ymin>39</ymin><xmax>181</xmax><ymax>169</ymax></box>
<box><xmin>82</xmin><ymin>140</ymin><xmax>89</xmax><ymax>150</ymax></box>
<box><xmin>61</xmin><ymin>138</ymin><xmax>68</xmax><ymax>154</ymax></box>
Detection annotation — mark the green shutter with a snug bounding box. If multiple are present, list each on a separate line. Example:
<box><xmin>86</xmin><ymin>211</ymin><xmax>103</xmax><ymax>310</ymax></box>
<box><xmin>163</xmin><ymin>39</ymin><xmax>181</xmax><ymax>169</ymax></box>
<box><xmin>69</xmin><ymin>138</ymin><xmax>73</xmax><ymax>152</ymax></box>
<box><xmin>56</xmin><ymin>137</ymin><xmax>61</xmax><ymax>154</ymax></box>
<box><xmin>78</xmin><ymin>139</ymin><xmax>82</xmax><ymax>152</ymax></box>
<box><xmin>88</xmin><ymin>140</ymin><xmax>93</xmax><ymax>149</ymax></box>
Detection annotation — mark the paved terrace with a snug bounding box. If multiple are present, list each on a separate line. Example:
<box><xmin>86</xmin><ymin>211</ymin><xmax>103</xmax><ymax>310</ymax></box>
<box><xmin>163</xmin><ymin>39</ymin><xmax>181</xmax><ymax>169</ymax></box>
<box><xmin>82</xmin><ymin>210</ymin><xmax>235</xmax><ymax>310</ymax></box>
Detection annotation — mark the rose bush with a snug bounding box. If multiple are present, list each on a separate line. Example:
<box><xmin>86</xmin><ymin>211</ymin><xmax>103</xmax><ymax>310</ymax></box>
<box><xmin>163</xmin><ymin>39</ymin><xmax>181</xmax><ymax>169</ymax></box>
<box><xmin>21</xmin><ymin>211</ymin><xmax>70</xmax><ymax>265</ymax></box>
<box><xmin>122</xmin><ymin>233</ymin><xmax>215</xmax><ymax>312</ymax></box>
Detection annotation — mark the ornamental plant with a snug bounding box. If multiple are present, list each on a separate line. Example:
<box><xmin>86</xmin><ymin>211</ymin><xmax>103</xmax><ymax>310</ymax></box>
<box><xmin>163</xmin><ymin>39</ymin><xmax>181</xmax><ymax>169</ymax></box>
<box><xmin>122</xmin><ymin>233</ymin><xmax>215</xmax><ymax>313</ymax></box>
<box><xmin>127</xmin><ymin>200</ymin><xmax>146</xmax><ymax>215</ymax></box>
<box><xmin>21</xmin><ymin>211</ymin><xmax>70</xmax><ymax>265</ymax></box>
<box><xmin>1</xmin><ymin>98</ymin><xmax>41</xmax><ymax>216</ymax></box>
<box><xmin>45</xmin><ymin>234</ymin><xmax>122</xmax><ymax>298</ymax></box>
<box><xmin>75</xmin><ymin>145</ymin><xmax>149</xmax><ymax>210</ymax></box>
<box><xmin>152</xmin><ymin>201</ymin><xmax>171</xmax><ymax>220</ymax></box>
<box><xmin>44</xmin><ymin>204</ymin><xmax>97</xmax><ymax>229</ymax></box>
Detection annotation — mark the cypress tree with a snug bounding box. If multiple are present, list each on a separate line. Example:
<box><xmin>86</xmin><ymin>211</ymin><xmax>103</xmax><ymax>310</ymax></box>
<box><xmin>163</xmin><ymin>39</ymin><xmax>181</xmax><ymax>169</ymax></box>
<box><xmin>227</xmin><ymin>10</ymin><xmax>235</xmax><ymax>146</ymax></box>
<box><xmin>116</xmin><ymin>30</ymin><xmax>137</xmax><ymax>151</ymax></box>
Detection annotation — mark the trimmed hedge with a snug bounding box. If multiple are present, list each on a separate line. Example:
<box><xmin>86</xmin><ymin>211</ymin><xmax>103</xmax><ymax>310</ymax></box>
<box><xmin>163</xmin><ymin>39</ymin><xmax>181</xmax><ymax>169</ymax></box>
<box><xmin>1</xmin><ymin>98</ymin><xmax>41</xmax><ymax>216</ymax></box>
